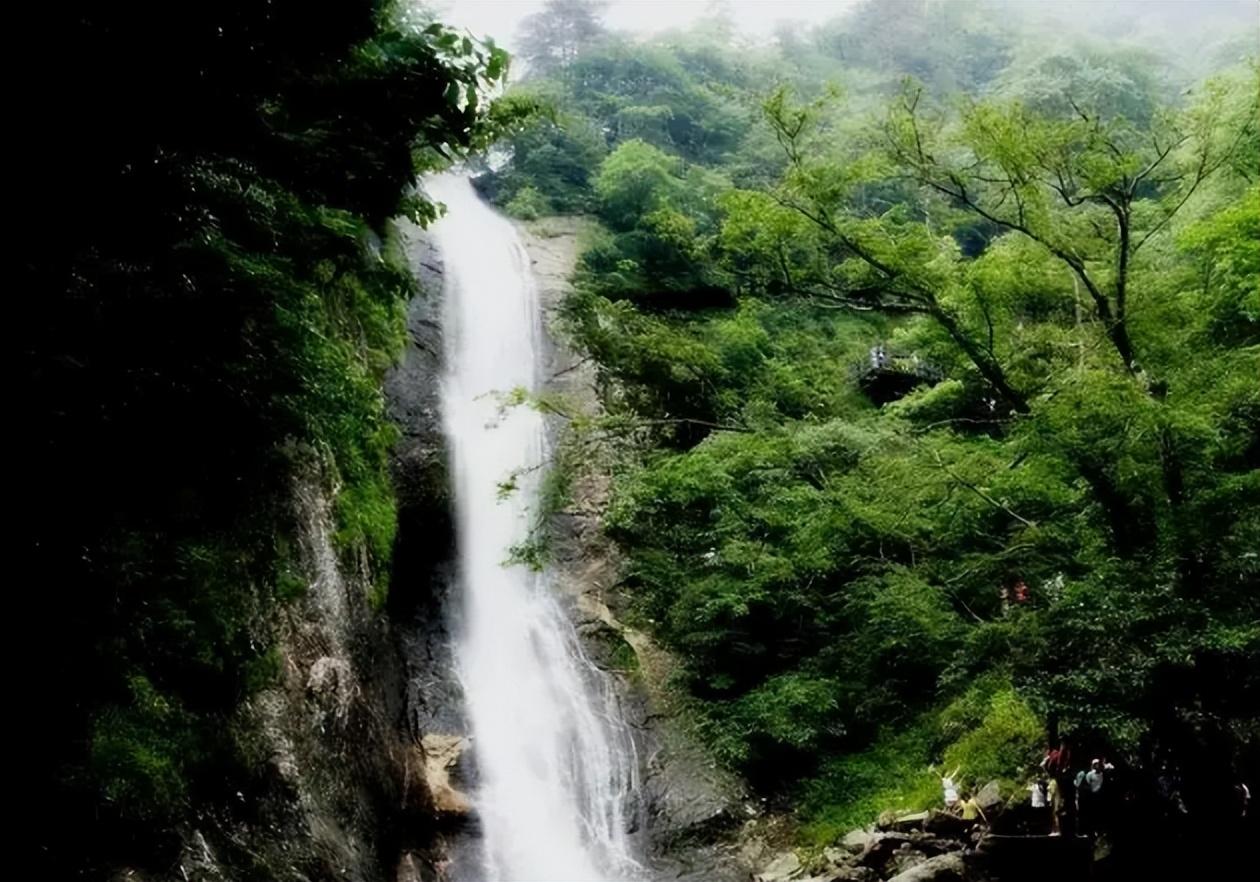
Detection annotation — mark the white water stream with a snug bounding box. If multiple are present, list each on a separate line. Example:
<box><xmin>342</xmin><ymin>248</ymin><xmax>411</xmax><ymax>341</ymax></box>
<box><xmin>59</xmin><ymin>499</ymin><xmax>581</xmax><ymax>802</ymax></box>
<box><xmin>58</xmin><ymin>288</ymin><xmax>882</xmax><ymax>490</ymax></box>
<box><xmin>429</xmin><ymin>174</ymin><xmax>641</xmax><ymax>882</ymax></box>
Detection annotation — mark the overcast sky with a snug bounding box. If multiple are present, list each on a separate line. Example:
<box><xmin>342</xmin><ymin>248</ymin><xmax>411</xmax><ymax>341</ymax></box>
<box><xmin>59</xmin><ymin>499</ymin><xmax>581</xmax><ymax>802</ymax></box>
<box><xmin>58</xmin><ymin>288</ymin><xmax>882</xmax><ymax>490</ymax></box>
<box><xmin>430</xmin><ymin>0</ymin><xmax>862</xmax><ymax>47</ymax></box>
<box><xmin>426</xmin><ymin>1</ymin><xmax>1258</xmax><ymax>64</ymax></box>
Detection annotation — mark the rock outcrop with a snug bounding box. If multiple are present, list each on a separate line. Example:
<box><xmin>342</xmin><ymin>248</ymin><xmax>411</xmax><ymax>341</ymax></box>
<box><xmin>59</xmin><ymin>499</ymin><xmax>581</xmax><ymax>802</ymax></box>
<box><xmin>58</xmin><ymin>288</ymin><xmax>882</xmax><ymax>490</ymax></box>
<box><xmin>407</xmin><ymin>734</ymin><xmax>472</xmax><ymax>817</ymax></box>
<box><xmin>754</xmin><ymin>850</ymin><xmax>803</xmax><ymax>882</ymax></box>
<box><xmin>157</xmin><ymin>462</ymin><xmax>416</xmax><ymax>882</ymax></box>
<box><xmin>752</xmin><ymin>821</ymin><xmax>978</xmax><ymax>882</ymax></box>
<box><xmin>157</xmin><ymin>216</ymin><xmax>461</xmax><ymax>882</ymax></box>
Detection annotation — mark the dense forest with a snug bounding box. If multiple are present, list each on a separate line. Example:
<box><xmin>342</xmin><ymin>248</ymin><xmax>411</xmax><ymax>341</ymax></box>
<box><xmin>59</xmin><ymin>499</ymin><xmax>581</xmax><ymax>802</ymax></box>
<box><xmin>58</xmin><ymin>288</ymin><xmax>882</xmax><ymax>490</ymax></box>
<box><xmin>479</xmin><ymin>0</ymin><xmax>1259</xmax><ymax>854</ymax></box>
<box><xmin>18</xmin><ymin>2</ymin><xmax>522</xmax><ymax>876</ymax></box>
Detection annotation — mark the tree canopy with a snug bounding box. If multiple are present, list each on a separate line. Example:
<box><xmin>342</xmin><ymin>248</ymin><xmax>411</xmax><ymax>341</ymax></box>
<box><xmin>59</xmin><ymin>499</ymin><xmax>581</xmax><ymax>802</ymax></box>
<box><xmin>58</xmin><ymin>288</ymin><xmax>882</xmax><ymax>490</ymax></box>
<box><xmin>488</xmin><ymin>0</ymin><xmax>1260</xmax><ymax>853</ymax></box>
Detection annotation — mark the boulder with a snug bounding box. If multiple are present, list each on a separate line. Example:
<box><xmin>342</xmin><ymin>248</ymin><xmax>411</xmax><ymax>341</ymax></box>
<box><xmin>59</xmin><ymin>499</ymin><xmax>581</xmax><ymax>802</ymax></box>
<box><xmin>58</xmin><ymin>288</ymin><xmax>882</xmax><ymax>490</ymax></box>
<box><xmin>859</xmin><ymin>832</ymin><xmax>912</xmax><ymax>859</ymax></box>
<box><xmin>818</xmin><ymin>844</ymin><xmax>870</xmax><ymax>881</ymax></box>
<box><xmin>822</xmin><ymin>867</ymin><xmax>879</xmax><ymax>882</ymax></box>
<box><xmin>975</xmin><ymin>779</ymin><xmax>1003</xmax><ymax>811</ymax></box>
<box><xmin>840</xmin><ymin>829</ymin><xmax>874</xmax><ymax>854</ymax></box>
<box><xmin>822</xmin><ymin>846</ymin><xmax>850</xmax><ymax>865</ymax></box>
<box><xmin>885</xmin><ymin>852</ymin><xmax>966</xmax><ymax>882</ymax></box>
<box><xmin>887</xmin><ymin>845</ymin><xmax>928</xmax><ymax>877</ymax></box>
<box><xmin>924</xmin><ymin>810</ymin><xmax>969</xmax><ymax>837</ymax></box>
<box><xmin>908</xmin><ymin>833</ymin><xmax>962</xmax><ymax>856</ymax></box>
<box><xmin>973</xmin><ymin>834</ymin><xmax>1092</xmax><ymax>881</ymax></box>
<box><xmin>890</xmin><ymin>811</ymin><xmax>930</xmax><ymax>832</ymax></box>
<box><xmin>754</xmin><ymin>850</ymin><xmax>802</xmax><ymax>882</ymax></box>
<box><xmin>858</xmin><ymin>833</ymin><xmax>915</xmax><ymax>876</ymax></box>
<box><xmin>404</xmin><ymin>734</ymin><xmax>472</xmax><ymax>817</ymax></box>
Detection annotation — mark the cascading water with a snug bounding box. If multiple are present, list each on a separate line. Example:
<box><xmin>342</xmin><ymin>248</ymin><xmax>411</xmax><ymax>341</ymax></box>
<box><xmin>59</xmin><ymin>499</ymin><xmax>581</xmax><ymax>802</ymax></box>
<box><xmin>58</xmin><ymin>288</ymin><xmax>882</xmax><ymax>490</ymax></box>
<box><xmin>429</xmin><ymin>173</ymin><xmax>642</xmax><ymax>882</ymax></box>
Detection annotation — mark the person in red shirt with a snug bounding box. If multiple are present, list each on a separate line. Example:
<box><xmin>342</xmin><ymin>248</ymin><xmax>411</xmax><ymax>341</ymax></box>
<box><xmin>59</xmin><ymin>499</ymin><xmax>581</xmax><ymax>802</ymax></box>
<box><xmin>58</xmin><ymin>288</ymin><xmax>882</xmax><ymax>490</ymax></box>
<box><xmin>1040</xmin><ymin>738</ymin><xmax>1075</xmax><ymax>835</ymax></box>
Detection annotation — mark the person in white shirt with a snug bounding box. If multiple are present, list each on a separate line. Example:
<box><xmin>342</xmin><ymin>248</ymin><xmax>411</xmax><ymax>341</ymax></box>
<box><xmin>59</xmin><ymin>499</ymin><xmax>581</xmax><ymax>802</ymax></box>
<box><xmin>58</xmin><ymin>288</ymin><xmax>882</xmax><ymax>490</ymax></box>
<box><xmin>934</xmin><ymin>764</ymin><xmax>962</xmax><ymax>810</ymax></box>
<box><xmin>1029</xmin><ymin>779</ymin><xmax>1048</xmax><ymax>808</ymax></box>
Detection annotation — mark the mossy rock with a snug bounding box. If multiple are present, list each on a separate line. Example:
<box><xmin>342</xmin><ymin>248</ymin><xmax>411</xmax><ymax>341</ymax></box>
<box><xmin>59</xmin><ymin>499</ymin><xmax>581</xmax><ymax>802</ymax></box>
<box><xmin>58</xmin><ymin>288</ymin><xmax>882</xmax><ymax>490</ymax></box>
<box><xmin>577</xmin><ymin>620</ymin><xmax>640</xmax><ymax>674</ymax></box>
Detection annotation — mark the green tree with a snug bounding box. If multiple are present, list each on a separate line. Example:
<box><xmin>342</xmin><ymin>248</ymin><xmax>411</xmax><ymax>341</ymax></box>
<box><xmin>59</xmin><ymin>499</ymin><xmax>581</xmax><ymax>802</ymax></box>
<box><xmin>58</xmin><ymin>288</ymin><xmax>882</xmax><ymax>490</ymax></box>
<box><xmin>594</xmin><ymin>139</ymin><xmax>686</xmax><ymax>228</ymax></box>
<box><xmin>518</xmin><ymin>0</ymin><xmax>609</xmax><ymax>76</ymax></box>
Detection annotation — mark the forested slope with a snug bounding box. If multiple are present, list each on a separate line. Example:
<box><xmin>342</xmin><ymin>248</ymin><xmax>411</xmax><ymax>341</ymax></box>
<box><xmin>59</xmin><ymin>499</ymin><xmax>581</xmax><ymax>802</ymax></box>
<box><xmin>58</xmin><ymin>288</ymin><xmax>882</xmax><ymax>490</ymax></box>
<box><xmin>481</xmin><ymin>0</ymin><xmax>1260</xmax><ymax>847</ymax></box>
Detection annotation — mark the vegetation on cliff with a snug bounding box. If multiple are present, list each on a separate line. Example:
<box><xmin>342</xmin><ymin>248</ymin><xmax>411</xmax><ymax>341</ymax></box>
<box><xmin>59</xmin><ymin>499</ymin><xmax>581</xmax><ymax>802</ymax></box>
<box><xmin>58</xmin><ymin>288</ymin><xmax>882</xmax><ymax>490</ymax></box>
<box><xmin>18</xmin><ymin>2</ymin><xmax>519</xmax><ymax>875</ymax></box>
<box><xmin>482</xmin><ymin>0</ymin><xmax>1259</xmax><ymax>843</ymax></box>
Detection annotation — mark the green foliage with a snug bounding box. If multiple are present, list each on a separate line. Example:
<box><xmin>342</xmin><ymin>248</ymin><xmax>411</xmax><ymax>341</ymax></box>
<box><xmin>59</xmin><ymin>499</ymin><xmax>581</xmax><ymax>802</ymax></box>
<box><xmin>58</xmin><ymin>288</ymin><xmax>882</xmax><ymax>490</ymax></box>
<box><xmin>940</xmin><ymin>687</ymin><xmax>1043</xmax><ymax>789</ymax></box>
<box><xmin>1178</xmin><ymin>184</ymin><xmax>1260</xmax><ymax>344</ymax></box>
<box><xmin>20</xmin><ymin>2</ymin><xmax>512</xmax><ymax>871</ymax></box>
<box><xmin>609</xmin><ymin>638</ymin><xmax>641</xmax><ymax>674</ymax></box>
<box><xmin>335</xmin><ymin>465</ymin><xmax>400</xmax><ymax>583</ymax></box>
<box><xmin>799</xmin><ymin>722</ymin><xmax>939</xmax><ymax>843</ymax></box>
<box><xmin>90</xmin><ymin>676</ymin><xmax>198</xmax><ymax>819</ymax></box>
<box><xmin>505</xmin><ymin>185</ymin><xmax>552</xmax><ymax>220</ymax></box>
<box><xmin>479</xmin><ymin>107</ymin><xmax>607</xmax><ymax>212</ymax></box>
<box><xmin>715</xmin><ymin>673</ymin><xmax>843</xmax><ymax>766</ymax></box>
<box><xmin>595</xmin><ymin>140</ymin><xmax>686</xmax><ymax>229</ymax></box>
<box><xmin>798</xmin><ymin>683</ymin><xmax>1040</xmax><ymax>843</ymax></box>
<box><xmin>528</xmin><ymin>0</ymin><xmax>1260</xmax><ymax>838</ymax></box>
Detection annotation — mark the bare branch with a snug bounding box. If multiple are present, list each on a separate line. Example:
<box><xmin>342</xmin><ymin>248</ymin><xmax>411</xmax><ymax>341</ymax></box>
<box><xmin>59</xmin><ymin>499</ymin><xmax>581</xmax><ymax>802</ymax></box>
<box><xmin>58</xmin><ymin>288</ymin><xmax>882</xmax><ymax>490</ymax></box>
<box><xmin>931</xmin><ymin>448</ymin><xmax>1038</xmax><ymax>529</ymax></box>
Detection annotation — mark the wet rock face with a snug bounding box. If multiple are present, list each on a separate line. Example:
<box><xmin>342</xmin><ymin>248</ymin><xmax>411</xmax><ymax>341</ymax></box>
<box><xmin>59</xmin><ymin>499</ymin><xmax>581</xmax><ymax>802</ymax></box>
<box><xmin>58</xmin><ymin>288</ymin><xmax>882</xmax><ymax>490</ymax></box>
<box><xmin>161</xmin><ymin>219</ymin><xmax>462</xmax><ymax>882</ymax></box>
<box><xmin>385</xmin><ymin>222</ymin><xmax>455</xmax><ymax>624</ymax></box>
<box><xmin>385</xmin><ymin>219</ymin><xmax>475</xmax><ymax>880</ymax></box>
<box><xmin>385</xmin><ymin>218</ymin><xmax>466</xmax><ymax>766</ymax></box>
<box><xmin>156</xmin><ymin>466</ymin><xmax>414</xmax><ymax>882</ymax></box>
<box><xmin>827</xmin><ymin>867</ymin><xmax>881</xmax><ymax>882</ymax></box>
<box><xmin>394</xmin><ymin>852</ymin><xmax>425</xmax><ymax>882</ymax></box>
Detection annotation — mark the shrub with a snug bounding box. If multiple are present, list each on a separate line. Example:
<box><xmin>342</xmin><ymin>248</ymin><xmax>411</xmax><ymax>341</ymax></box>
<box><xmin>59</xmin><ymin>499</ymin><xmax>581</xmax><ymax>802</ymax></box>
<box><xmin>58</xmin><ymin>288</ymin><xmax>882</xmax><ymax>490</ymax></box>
<box><xmin>506</xmin><ymin>185</ymin><xmax>551</xmax><ymax>220</ymax></box>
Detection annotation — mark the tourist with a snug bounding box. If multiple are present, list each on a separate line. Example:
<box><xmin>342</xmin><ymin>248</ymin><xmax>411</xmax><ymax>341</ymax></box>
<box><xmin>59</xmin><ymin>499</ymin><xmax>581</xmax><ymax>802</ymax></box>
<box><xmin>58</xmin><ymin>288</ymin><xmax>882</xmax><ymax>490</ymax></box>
<box><xmin>935</xmin><ymin>764</ymin><xmax>962</xmax><ymax>810</ymax></box>
<box><xmin>1078</xmin><ymin>757</ymin><xmax>1106</xmax><ymax>835</ymax></box>
<box><xmin>960</xmin><ymin>792</ymin><xmax>988</xmax><ymax>828</ymax></box>
<box><xmin>1029</xmin><ymin>777</ymin><xmax>1049</xmax><ymax>832</ymax></box>
<box><xmin>1047</xmin><ymin>776</ymin><xmax>1063</xmax><ymax>835</ymax></box>
<box><xmin>1041</xmin><ymin>738</ymin><xmax>1072</xmax><ymax>778</ymax></box>
<box><xmin>1042</xmin><ymin>738</ymin><xmax>1075</xmax><ymax>836</ymax></box>
<box><xmin>1029</xmin><ymin>778</ymin><xmax>1047</xmax><ymax>810</ymax></box>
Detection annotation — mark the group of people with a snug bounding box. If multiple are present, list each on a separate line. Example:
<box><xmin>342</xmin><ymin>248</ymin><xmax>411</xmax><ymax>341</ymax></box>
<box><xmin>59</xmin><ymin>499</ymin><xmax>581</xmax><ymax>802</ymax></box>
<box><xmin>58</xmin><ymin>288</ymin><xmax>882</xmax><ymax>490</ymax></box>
<box><xmin>997</xmin><ymin>578</ymin><xmax>1031</xmax><ymax>616</ymax></box>
<box><xmin>1030</xmin><ymin>739</ymin><xmax>1113</xmax><ymax>837</ymax></box>
<box><xmin>932</xmin><ymin>737</ymin><xmax>1252</xmax><ymax>844</ymax></box>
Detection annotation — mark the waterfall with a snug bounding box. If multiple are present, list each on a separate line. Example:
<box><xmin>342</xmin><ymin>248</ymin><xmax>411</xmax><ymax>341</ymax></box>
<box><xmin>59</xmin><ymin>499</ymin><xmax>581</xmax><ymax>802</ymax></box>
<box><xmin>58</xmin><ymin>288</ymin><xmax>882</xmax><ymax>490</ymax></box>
<box><xmin>429</xmin><ymin>174</ymin><xmax>642</xmax><ymax>882</ymax></box>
